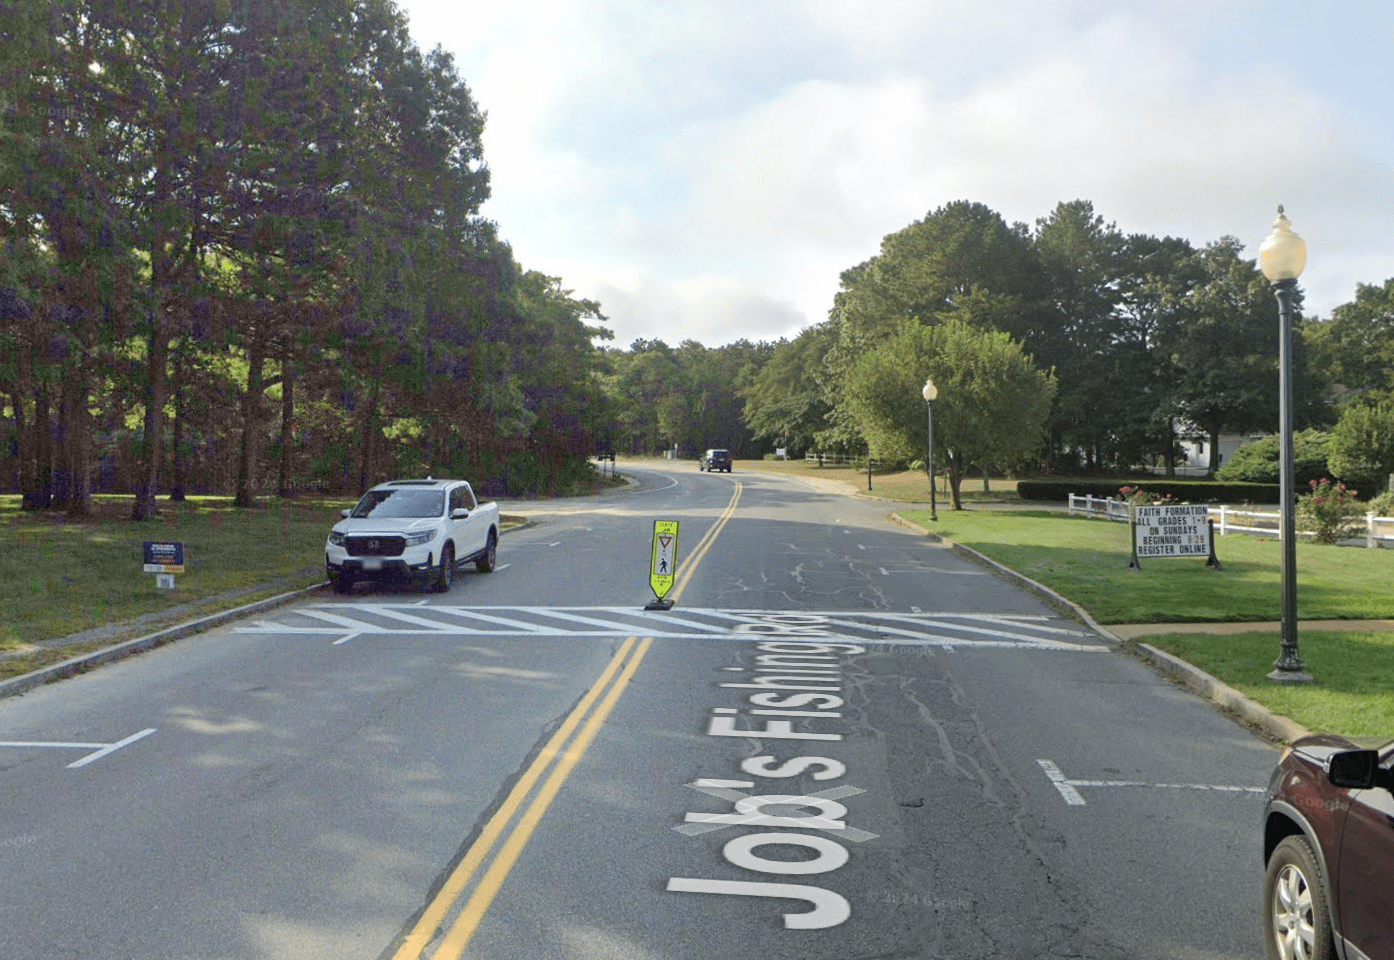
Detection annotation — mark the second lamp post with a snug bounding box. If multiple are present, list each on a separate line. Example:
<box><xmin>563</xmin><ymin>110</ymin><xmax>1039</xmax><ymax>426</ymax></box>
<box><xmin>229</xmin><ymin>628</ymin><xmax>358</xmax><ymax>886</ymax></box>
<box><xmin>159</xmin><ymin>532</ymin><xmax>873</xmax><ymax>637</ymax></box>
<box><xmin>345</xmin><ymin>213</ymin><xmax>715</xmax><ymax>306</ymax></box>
<box><xmin>1257</xmin><ymin>205</ymin><xmax>1312</xmax><ymax>684</ymax></box>
<box><xmin>923</xmin><ymin>378</ymin><xmax>938</xmax><ymax>521</ymax></box>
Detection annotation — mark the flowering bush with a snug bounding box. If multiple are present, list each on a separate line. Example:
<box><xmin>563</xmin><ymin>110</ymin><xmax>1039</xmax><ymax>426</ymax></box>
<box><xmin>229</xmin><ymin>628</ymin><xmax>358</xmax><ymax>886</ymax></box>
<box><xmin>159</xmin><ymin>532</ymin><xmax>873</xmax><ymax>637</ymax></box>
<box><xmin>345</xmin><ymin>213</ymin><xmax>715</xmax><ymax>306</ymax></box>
<box><xmin>1118</xmin><ymin>485</ymin><xmax>1176</xmax><ymax>507</ymax></box>
<box><xmin>1296</xmin><ymin>478</ymin><xmax>1365</xmax><ymax>544</ymax></box>
<box><xmin>1369</xmin><ymin>490</ymin><xmax>1394</xmax><ymax>518</ymax></box>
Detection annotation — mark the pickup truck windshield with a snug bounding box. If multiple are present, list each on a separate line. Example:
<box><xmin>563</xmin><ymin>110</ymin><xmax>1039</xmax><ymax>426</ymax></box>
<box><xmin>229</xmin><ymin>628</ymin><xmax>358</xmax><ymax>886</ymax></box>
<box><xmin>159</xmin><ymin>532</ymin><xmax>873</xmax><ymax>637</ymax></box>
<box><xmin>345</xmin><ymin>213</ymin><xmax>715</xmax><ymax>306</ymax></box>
<box><xmin>350</xmin><ymin>489</ymin><xmax>444</xmax><ymax>519</ymax></box>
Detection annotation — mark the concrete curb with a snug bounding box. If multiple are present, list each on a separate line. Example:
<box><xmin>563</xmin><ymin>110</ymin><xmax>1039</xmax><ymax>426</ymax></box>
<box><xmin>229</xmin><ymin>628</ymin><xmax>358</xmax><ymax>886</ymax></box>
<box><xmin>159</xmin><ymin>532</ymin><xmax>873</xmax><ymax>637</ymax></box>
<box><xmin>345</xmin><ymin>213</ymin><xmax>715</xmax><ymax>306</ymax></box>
<box><xmin>0</xmin><ymin>583</ymin><xmax>326</xmax><ymax>701</ymax></box>
<box><xmin>0</xmin><ymin>521</ymin><xmax>538</xmax><ymax>702</ymax></box>
<box><xmin>889</xmin><ymin>511</ymin><xmax>1312</xmax><ymax>746</ymax></box>
<box><xmin>1130</xmin><ymin>643</ymin><xmax>1312</xmax><ymax>745</ymax></box>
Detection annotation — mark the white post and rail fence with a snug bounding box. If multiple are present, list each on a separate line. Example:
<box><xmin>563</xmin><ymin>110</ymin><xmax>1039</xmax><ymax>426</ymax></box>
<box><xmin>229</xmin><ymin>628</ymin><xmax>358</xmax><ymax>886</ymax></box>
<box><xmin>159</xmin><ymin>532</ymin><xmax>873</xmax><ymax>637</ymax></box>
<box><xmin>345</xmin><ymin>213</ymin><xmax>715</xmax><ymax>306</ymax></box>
<box><xmin>1067</xmin><ymin>494</ymin><xmax>1394</xmax><ymax>549</ymax></box>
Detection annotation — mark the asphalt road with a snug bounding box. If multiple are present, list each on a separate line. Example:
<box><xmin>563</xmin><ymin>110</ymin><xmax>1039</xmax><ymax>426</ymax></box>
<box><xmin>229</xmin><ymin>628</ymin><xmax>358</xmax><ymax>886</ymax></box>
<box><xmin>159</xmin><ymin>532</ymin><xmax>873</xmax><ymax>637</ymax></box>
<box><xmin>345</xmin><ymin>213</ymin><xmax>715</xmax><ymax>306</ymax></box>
<box><xmin>0</xmin><ymin>462</ymin><xmax>1278</xmax><ymax>959</ymax></box>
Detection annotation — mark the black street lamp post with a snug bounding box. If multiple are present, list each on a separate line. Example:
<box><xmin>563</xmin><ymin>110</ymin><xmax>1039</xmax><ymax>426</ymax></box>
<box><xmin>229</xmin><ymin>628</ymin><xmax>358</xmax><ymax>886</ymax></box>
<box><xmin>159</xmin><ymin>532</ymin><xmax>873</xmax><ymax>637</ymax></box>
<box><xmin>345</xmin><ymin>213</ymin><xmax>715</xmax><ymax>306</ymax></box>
<box><xmin>922</xmin><ymin>379</ymin><xmax>938</xmax><ymax>522</ymax></box>
<box><xmin>1258</xmin><ymin>206</ymin><xmax>1313</xmax><ymax>684</ymax></box>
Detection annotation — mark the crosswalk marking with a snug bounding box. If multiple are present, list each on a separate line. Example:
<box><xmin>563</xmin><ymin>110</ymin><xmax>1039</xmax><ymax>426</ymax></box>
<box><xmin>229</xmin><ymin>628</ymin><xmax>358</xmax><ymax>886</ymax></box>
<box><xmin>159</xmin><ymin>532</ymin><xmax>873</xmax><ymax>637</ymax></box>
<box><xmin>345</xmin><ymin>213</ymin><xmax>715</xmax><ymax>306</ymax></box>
<box><xmin>300</xmin><ymin>609</ymin><xmax>380</xmax><ymax>629</ymax></box>
<box><xmin>234</xmin><ymin>605</ymin><xmax>1107</xmax><ymax>651</ymax></box>
<box><xmin>429</xmin><ymin>607</ymin><xmax>553</xmax><ymax>633</ymax></box>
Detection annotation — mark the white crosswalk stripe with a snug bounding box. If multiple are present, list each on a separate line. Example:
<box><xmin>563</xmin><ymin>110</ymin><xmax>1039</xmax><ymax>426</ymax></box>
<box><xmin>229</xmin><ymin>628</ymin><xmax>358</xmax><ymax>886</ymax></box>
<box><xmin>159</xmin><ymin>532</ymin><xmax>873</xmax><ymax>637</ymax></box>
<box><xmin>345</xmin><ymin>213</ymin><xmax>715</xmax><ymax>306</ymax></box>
<box><xmin>235</xmin><ymin>605</ymin><xmax>1108</xmax><ymax>651</ymax></box>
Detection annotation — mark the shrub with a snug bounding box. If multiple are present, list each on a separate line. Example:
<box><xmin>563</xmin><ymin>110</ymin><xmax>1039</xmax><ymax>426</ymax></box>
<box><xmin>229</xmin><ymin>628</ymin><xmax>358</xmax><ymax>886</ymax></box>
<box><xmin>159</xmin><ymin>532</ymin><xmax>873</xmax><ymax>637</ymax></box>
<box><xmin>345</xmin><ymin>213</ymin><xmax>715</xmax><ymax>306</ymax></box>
<box><xmin>1328</xmin><ymin>402</ymin><xmax>1394</xmax><ymax>494</ymax></box>
<box><xmin>1117</xmin><ymin>485</ymin><xmax>1176</xmax><ymax>506</ymax></box>
<box><xmin>1215</xmin><ymin>430</ymin><xmax>1332</xmax><ymax>485</ymax></box>
<box><xmin>1297</xmin><ymin>478</ymin><xmax>1366</xmax><ymax>544</ymax></box>
<box><xmin>1368</xmin><ymin>490</ymin><xmax>1394</xmax><ymax>518</ymax></box>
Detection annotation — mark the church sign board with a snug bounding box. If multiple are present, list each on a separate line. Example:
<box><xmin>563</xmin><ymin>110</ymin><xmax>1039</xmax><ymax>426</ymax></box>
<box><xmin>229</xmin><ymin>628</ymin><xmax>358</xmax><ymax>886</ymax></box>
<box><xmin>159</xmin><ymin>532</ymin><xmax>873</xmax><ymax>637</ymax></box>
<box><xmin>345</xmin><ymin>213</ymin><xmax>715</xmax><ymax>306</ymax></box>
<box><xmin>1129</xmin><ymin>503</ymin><xmax>1222</xmax><ymax>570</ymax></box>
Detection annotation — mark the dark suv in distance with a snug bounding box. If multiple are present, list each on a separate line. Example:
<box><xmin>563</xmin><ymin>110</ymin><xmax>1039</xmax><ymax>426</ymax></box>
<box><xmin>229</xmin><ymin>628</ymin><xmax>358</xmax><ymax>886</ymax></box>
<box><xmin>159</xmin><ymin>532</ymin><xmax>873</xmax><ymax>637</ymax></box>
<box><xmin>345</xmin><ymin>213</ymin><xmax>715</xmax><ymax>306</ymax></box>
<box><xmin>699</xmin><ymin>448</ymin><xmax>732</xmax><ymax>472</ymax></box>
<box><xmin>1261</xmin><ymin>733</ymin><xmax>1394</xmax><ymax>960</ymax></box>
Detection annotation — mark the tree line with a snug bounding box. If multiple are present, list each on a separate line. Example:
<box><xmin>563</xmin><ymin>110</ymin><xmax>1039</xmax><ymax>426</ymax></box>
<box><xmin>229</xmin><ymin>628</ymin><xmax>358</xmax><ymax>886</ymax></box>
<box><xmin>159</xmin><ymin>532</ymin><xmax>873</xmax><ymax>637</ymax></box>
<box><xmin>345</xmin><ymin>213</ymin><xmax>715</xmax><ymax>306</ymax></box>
<box><xmin>1</xmin><ymin>0</ymin><xmax>611</xmax><ymax>519</ymax></box>
<box><xmin>613</xmin><ymin>199</ymin><xmax>1393</xmax><ymax>505</ymax></box>
<box><xmin>737</xmin><ymin>199</ymin><xmax>1394</xmax><ymax>501</ymax></box>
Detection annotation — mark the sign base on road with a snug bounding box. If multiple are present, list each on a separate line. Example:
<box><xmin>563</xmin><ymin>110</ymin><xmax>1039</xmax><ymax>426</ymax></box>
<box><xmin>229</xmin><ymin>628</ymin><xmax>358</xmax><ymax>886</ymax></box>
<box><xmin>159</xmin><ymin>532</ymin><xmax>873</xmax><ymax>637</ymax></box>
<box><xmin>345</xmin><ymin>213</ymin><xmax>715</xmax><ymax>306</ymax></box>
<box><xmin>645</xmin><ymin>597</ymin><xmax>675</xmax><ymax>611</ymax></box>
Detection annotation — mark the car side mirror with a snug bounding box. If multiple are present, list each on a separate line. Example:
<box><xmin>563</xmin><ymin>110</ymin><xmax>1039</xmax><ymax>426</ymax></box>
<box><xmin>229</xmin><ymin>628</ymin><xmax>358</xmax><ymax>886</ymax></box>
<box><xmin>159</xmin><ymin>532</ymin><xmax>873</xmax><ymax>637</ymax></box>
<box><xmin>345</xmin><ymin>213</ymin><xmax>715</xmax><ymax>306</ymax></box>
<box><xmin>340</xmin><ymin>509</ymin><xmax>351</xmax><ymax>519</ymax></box>
<box><xmin>1328</xmin><ymin>749</ymin><xmax>1381</xmax><ymax>790</ymax></box>
<box><xmin>451</xmin><ymin>508</ymin><xmax>470</xmax><ymax>519</ymax></box>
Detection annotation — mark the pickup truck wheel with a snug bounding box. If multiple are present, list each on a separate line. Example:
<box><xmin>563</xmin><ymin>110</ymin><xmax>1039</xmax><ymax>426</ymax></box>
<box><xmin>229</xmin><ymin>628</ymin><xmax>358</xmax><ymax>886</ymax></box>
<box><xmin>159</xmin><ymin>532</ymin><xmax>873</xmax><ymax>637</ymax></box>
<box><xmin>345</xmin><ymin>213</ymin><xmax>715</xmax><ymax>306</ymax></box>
<box><xmin>432</xmin><ymin>545</ymin><xmax>454</xmax><ymax>593</ymax></box>
<box><xmin>476</xmin><ymin>530</ymin><xmax>497</xmax><ymax>573</ymax></box>
<box><xmin>333</xmin><ymin>570</ymin><xmax>354</xmax><ymax>595</ymax></box>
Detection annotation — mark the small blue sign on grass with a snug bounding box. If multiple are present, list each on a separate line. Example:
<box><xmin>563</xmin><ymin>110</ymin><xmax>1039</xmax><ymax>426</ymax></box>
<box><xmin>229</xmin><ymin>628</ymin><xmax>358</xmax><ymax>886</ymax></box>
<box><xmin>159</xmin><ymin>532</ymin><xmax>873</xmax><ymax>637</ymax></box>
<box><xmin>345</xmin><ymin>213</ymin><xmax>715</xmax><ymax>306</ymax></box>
<box><xmin>143</xmin><ymin>541</ymin><xmax>185</xmax><ymax>574</ymax></box>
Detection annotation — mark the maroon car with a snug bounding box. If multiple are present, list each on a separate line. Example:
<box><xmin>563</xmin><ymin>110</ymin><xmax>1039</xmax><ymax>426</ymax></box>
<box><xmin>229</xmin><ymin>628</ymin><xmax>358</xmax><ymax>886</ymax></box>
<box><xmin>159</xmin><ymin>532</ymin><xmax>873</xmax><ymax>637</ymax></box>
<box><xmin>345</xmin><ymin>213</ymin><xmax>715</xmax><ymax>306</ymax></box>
<box><xmin>1262</xmin><ymin>733</ymin><xmax>1394</xmax><ymax>960</ymax></box>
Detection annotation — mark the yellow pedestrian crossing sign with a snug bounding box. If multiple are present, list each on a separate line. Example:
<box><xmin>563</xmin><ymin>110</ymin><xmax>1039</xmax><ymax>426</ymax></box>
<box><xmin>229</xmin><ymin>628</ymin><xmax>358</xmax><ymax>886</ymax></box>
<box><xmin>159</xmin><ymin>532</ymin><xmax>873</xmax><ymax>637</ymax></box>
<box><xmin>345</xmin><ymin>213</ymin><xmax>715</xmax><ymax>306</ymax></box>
<box><xmin>649</xmin><ymin>520</ymin><xmax>679</xmax><ymax>604</ymax></box>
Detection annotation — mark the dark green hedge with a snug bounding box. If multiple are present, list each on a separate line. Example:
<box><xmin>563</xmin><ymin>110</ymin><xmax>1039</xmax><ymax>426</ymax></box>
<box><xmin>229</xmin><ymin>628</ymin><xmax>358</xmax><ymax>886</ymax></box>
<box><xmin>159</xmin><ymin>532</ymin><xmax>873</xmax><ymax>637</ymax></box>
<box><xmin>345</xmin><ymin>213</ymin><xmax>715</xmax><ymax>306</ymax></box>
<box><xmin>1018</xmin><ymin>478</ymin><xmax>1281</xmax><ymax>504</ymax></box>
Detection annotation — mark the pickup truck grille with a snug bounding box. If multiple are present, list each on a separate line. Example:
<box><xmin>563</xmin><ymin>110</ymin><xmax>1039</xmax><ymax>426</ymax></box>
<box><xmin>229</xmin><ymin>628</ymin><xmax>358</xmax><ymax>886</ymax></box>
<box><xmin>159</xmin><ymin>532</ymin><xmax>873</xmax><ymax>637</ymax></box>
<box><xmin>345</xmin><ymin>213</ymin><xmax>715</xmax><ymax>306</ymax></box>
<box><xmin>345</xmin><ymin>535</ymin><xmax>406</xmax><ymax>557</ymax></box>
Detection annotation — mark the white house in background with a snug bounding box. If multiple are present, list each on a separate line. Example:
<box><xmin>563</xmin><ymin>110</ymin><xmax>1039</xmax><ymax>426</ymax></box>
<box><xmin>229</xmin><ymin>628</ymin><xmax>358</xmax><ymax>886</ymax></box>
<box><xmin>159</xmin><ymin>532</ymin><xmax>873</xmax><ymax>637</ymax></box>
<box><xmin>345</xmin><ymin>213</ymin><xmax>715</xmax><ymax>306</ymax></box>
<box><xmin>1156</xmin><ymin>432</ymin><xmax>1266</xmax><ymax>476</ymax></box>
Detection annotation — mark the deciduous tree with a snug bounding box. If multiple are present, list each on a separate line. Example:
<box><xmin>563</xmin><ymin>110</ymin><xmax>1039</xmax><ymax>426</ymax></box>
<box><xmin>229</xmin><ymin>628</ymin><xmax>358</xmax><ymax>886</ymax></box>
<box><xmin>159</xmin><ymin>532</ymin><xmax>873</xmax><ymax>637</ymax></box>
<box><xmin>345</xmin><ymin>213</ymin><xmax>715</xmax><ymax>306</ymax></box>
<box><xmin>842</xmin><ymin>320</ymin><xmax>1056</xmax><ymax>508</ymax></box>
<box><xmin>1328</xmin><ymin>402</ymin><xmax>1394</xmax><ymax>494</ymax></box>
<box><xmin>1308</xmin><ymin>277</ymin><xmax>1394</xmax><ymax>404</ymax></box>
<box><xmin>742</xmin><ymin>325</ymin><xmax>833</xmax><ymax>457</ymax></box>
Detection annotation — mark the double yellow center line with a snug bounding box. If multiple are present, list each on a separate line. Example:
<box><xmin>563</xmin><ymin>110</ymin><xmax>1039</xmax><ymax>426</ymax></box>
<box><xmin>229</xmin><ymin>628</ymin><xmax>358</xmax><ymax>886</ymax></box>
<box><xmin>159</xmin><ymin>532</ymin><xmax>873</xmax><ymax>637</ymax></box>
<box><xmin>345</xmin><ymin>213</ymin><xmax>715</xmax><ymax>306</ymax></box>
<box><xmin>670</xmin><ymin>481</ymin><xmax>742</xmax><ymax>602</ymax></box>
<box><xmin>391</xmin><ymin>481</ymin><xmax>741</xmax><ymax>958</ymax></box>
<box><xmin>392</xmin><ymin>636</ymin><xmax>653</xmax><ymax>959</ymax></box>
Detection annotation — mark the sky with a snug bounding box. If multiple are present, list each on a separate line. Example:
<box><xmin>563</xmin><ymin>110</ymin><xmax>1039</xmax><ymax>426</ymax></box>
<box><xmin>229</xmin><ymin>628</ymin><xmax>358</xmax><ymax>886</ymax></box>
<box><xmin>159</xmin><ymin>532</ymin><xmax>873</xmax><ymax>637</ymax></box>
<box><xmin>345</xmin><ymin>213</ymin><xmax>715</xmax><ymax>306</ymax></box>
<box><xmin>395</xmin><ymin>0</ymin><xmax>1394</xmax><ymax>348</ymax></box>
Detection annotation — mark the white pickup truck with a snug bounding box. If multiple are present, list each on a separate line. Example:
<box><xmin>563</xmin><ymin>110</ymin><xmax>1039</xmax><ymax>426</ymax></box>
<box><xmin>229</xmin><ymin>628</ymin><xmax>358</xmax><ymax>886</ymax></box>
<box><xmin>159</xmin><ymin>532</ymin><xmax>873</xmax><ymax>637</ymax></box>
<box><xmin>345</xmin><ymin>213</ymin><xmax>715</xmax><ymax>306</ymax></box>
<box><xmin>325</xmin><ymin>478</ymin><xmax>499</xmax><ymax>594</ymax></box>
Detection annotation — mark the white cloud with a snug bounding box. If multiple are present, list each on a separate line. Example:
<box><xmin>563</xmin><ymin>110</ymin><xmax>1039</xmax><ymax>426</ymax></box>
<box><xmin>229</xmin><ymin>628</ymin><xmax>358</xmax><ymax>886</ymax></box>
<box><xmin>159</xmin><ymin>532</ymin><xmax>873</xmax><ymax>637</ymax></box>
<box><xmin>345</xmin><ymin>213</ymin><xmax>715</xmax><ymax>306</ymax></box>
<box><xmin>402</xmin><ymin>0</ymin><xmax>1394</xmax><ymax>339</ymax></box>
<box><xmin>588</xmin><ymin>273</ymin><xmax>807</xmax><ymax>348</ymax></box>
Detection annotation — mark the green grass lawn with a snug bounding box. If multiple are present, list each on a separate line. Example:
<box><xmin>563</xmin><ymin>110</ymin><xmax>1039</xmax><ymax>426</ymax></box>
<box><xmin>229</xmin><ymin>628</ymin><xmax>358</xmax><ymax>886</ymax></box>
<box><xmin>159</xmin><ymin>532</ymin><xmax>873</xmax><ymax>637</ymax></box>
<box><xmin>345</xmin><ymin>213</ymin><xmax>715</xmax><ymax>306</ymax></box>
<box><xmin>735</xmin><ymin>458</ymin><xmax>1016</xmax><ymax>502</ymax></box>
<box><xmin>898</xmin><ymin>508</ymin><xmax>1394</xmax><ymax>624</ymax></box>
<box><xmin>1</xmin><ymin>492</ymin><xmax>533</xmax><ymax>676</ymax></box>
<box><xmin>0</xmin><ymin>495</ymin><xmax>355</xmax><ymax>659</ymax></box>
<box><xmin>1145</xmin><ymin>631</ymin><xmax>1394</xmax><ymax>738</ymax></box>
